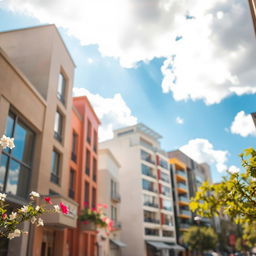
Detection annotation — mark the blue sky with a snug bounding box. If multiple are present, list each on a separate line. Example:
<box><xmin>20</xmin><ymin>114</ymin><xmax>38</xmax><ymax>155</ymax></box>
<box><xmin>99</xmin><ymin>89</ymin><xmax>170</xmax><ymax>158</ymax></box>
<box><xmin>1</xmin><ymin>1</ymin><xmax>256</xmax><ymax>182</ymax></box>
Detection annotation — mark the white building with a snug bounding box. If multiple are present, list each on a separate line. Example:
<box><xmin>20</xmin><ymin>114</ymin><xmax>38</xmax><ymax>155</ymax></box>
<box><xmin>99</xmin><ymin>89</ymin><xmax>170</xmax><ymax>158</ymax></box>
<box><xmin>101</xmin><ymin>123</ymin><xmax>181</xmax><ymax>256</ymax></box>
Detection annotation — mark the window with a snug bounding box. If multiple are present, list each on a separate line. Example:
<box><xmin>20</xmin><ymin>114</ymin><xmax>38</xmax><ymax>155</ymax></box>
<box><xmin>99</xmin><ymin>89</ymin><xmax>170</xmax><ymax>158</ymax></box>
<box><xmin>92</xmin><ymin>158</ymin><xmax>97</xmax><ymax>182</ymax></box>
<box><xmin>85</xmin><ymin>149</ymin><xmax>90</xmax><ymax>176</ymax></box>
<box><xmin>111</xmin><ymin>206</ymin><xmax>117</xmax><ymax>221</ymax></box>
<box><xmin>51</xmin><ymin>150</ymin><xmax>60</xmax><ymax>184</ymax></box>
<box><xmin>84</xmin><ymin>182</ymin><xmax>89</xmax><ymax>205</ymax></box>
<box><xmin>141</xmin><ymin>150</ymin><xmax>155</xmax><ymax>164</ymax></box>
<box><xmin>0</xmin><ymin>112</ymin><xmax>35</xmax><ymax>198</ymax></box>
<box><xmin>54</xmin><ymin>111</ymin><xmax>63</xmax><ymax>142</ymax></box>
<box><xmin>111</xmin><ymin>180</ymin><xmax>117</xmax><ymax>197</ymax></box>
<box><xmin>87</xmin><ymin>120</ymin><xmax>91</xmax><ymax>144</ymax></box>
<box><xmin>160</xmin><ymin>172</ymin><xmax>170</xmax><ymax>183</ymax></box>
<box><xmin>93</xmin><ymin>130</ymin><xmax>97</xmax><ymax>152</ymax></box>
<box><xmin>163</xmin><ymin>214</ymin><xmax>173</xmax><ymax>226</ymax></box>
<box><xmin>162</xmin><ymin>199</ymin><xmax>172</xmax><ymax>211</ymax></box>
<box><xmin>143</xmin><ymin>194</ymin><xmax>158</xmax><ymax>208</ymax></box>
<box><xmin>71</xmin><ymin>132</ymin><xmax>78</xmax><ymax>162</ymax></box>
<box><xmin>145</xmin><ymin>228</ymin><xmax>159</xmax><ymax>236</ymax></box>
<box><xmin>144</xmin><ymin>210</ymin><xmax>159</xmax><ymax>224</ymax></box>
<box><xmin>92</xmin><ymin>188</ymin><xmax>96</xmax><ymax>209</ymax></box>
<box><xmin>57</xmin><ymin>73</ymin><xmax>66</xmax><ymax>104</ymax></box>
<box><xmin>159</xmin><ymin>158</ymin><xmax>168</xmax><ymax>169</ymax></box>
<box><xmin>162</xmin><ymin>230</ymin><xmax>174</xmax><ymax>237</ymax></box>
<box><xmin>69</xmin><ymin>169</ymin><xmax>75</xmax><ymax>199</ymax></box>
<box><xmin>161</xmin><ymin>185</ymin><xmax>170</xmax><ymax>196</ymax></box>
<box><xmin>142</xmin><ymin>179</ymin><xmax>156</xmax><ymax>193</ymax></box>
<box><xmin>141</xmin><ymin>164</ymin><xmax>155</xmax><ymax>178</ymax></box>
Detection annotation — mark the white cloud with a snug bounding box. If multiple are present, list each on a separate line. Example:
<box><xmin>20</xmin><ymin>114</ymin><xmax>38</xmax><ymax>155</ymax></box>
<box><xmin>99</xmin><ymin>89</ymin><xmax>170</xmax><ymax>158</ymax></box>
<box><xmin>73</xmin><ymin>88</ymin><xmax>137</xmax><ymax>141</ymax></box>
<box><xmin>230</xmin><ymin>111</ymin><xmax>256</xmax><ymax>137</ymax></box>
<box><xmin>176</xmin><ymin>116</ymin><xmax>184</xmax><ymax>124</ymax></box>
<box><xmin>180</xmin><ymin>138</ymin><xmax>229</xmax><ymax>172</ymax></box>
<box><xmin>2</xmin><ymin>0</ymin><xmax>256</xmax><ymax>104</ymax></box>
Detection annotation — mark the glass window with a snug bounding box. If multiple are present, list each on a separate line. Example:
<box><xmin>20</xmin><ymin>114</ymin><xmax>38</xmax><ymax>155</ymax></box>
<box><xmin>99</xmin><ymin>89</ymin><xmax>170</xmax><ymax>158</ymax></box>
<box><xmin>69</xmin><ymin>169</ymin><xmax>75</xmax><ymax>198</ymax></box>
<box><xmin>85</xmin><ymin>149</ymin><xmax>90</xmax><ymax>176</ymax></box>
<box><xmin>57</xmin><ymin>73</ymin><xmax>66</xmax><ymax>104</ymax></box>
<box><xmin>84</xmin><ymin>182</ymin><xmax>89</xmax><ymax>205</ymax></box>
<box><xmin>111</xmin><ymin>206</ymin><xmax>117</xmax><ymax>221</ymax></box>
<box><xmin>145</xmin><ymin>228</ymin><xmax>159</xmax><ymax>236</ymax></box>
<box><xmin>162</xmin><ymin>199</ymin><xmax>172</xmax><ymax>211</ymax></box>
<box><xmin>51</xmin><ymin>150</ymin><xmax>60</xmax><ymax>184</ymax></box>
<box><xmin>0</xmin><ymin>111</ymin><xmax>35</xmax><ymax>199</ymax></box>
<box><xmin>93</xmin><ymin>158</ymin><xmax>97</xmax><ymax>182</ymax></box>
<box><xmin>93</xmin><ymin>130</ymin><xmax>97</xmax><ymax>152</ymax></box>
<box><xmin>111</xmin><ymin>180</ymin><xmax>117</xmax><ymax>197</ymax></box>
<box><xmin>54</xmin><ymin>111</ymin><xmax>63</xmax><ymax>142</ymax></box>
<box><xmin>142</xmin><ymin>179</ymin><xmax>155</xmax><ymax>192</ymax></box>
<box><xmin>71</xmin><ymin>132</ymin><xmax>78</xmax><ymax>162</ymax></box>
<box><xmin>92</xmin><ymin>188</ymin><xmax>96</xmax><ymax>208</ymax></box>
<box><xmin>161</xmin><ymin>185</ymin><xmax>170</xmax><ymax>196</ymax></box>
<box><xmin>143</xmin><ymin>194</ymin><xmax>158</xmax><ymax>207</ymax></box>
<box><xmin>162</xmin><ymin>230</ymin><xmax>173</xmax><ymax>237</ymax></box>
<box><xmin>87</xmin><ymin>120</ymin><xmax>92</xmax><ymax>144</ymax></box>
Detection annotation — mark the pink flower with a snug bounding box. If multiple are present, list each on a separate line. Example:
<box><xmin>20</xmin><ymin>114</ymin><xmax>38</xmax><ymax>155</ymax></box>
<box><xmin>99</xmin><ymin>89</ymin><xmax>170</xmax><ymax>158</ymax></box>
<box><xmin>83</xmin><ymin>221</ymin><xmax>89</xmax><ymax>224</ymax></box>
<box><xmin>59</xmin><ymin>202</ymin><xmax>68</xmax><ymax>215</ymax></box>
<box><xmin>44</xmin><ymin>197</ymin><xmax>52</xmax><ymax>205</ymax></box>
<box><xmin>91</xmin><ymin>208</ymin><xmax>97</xmax><ymax>212</ymax></box>
<box><xmin>84</xmin><ymin>201</ymin><xmax>89</xmax><ymax>208</ymax></box>
<box><xmin>102</xmin><ymin>204</ymin><xmax>108</xmax><ymax>209</ymax></box>
<box><xmin>2</xmin><ymin>213</ymin><xmax>7</xmax><ymax>220</ymax></box>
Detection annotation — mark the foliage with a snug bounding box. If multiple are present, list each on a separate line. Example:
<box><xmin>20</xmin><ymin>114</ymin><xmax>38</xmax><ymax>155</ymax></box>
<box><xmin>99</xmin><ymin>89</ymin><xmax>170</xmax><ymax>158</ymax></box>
<box><xmin>78</xmin><ymin>203</ymin><xmax>113</xmax><ymax>231</ymax></box>
<box><xmin>183</xmin><ymin>225</ymin><xmax>217</xmax><ymax>252</ymax></box>
<box><xmin>0</xmin><ymin>135</ymin><xmax>68</xmax><ymax>239</ymax></box>
<box><xmin>190</xmin><ymin>148</ymin><xmax>256</xmax><ymax>224</ymax></box>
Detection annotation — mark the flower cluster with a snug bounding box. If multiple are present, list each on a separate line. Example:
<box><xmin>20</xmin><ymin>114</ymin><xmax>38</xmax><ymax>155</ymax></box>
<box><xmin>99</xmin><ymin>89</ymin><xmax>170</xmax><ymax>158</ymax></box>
<box><xmin>0</xmin><ymin>135</ymin><xmax>15</xmax><ymax>149</ymax></box>
<box><xmin>79</xmin><ymin>203</ymin><xmax>113</xmax><ymax>232</ymax></box>
<box><xmin>0</xmin><ymin>135</ymin><xmax>68</xmax><ymax>239</ymax></box>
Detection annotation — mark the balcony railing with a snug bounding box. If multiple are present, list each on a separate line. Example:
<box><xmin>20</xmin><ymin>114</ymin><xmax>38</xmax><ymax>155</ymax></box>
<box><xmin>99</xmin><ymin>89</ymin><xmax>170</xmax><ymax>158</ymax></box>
<box><xmin>111</xmin><ymin>193</ymin><xmax>121</xmax><ymax>202</ymax></box>
<box><xmin>179</xmin><ymin>210</ymin><xmax>192</xmax><ymax>217</ymax></box>
<box><xmin>160</xmin><ymin>176</ymin><xmax>170</xmax><ymax>183</ymax></box>
<box><xmin>161</xmin><ymin>190</ymin><xmax>171</xmax><ymax>197</ymax></box>
<box><xmin>177</xmin><ymin>183</ymin><xmax>187</xmax><ymax>190</ymax></box>
<box><xmin>144</xmin><ymin>218</ymin><xmax>160</xmax><ymax>224</ymax></box>
<box><xmin>142</xmin><ymin>170</ymin><xmax>157</xmax><ymax>179</ymax></box>
<box><xmin>144</xmin><ymin>202</ymin><xmax>159</xmax><ymax>208</ymax></box>
<box><xmin>179</xmin><ymin>196</ymin><xmax>189</xmax><ymax>203</ymax></box>
<box><xmin>143</xmin><ymin>187</ymin><xmax>158</xmax><ymax>193</ymax></box>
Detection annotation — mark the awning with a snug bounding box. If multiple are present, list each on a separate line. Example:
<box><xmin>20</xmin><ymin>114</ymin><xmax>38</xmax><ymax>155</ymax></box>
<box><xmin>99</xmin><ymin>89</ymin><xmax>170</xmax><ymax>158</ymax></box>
<box><xmin>147</xmin><ymin>241</ymin><xmax>173</xmax><ymax>250</ymax></box>
<box><xmin>147</xmin><ymin>241</ymin><xmax>185</xmax><ymax>251</ymax></box>
<box><xmin>110</xmin><ymin>239</ymin><xmax>127</xmax><ymax>248</ymax></box>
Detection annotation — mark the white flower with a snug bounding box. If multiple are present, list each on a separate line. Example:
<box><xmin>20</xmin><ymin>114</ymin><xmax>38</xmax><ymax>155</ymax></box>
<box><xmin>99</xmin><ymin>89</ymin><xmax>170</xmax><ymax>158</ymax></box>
<box><xmin>0</xmin><ymin>193</ymin><xmax>7</xmax><ymax>201</ymax></box>
<box><xmin>35</xmin><ymin>206</ymin><xmax>40</xmax><ymax>211</ymax></box>
<box><xmin>20</xmin><ymin>205</ymin><xmax>29</xmax><ymax>213</ymax></box>
<box><xmin>37</xmin><ymin>218</ymin><xmax>44</xmax><ymax>227</ymax></box>
<box><xmin>31</xmin><ymin>216</ymin><xmax>37</xmax><ymax>224</ymax></box>
<box><xmin>53</xmin><ymin>205</ymin><xmax>60</xmax><ymax>213</ymax></box>
<box><xmin>9</xmin><ymin>212</ymin><xmax>17</xmax><ymax>220</ymax></box>
<box><xmin>0</xmin><ymin>135</ymin><xmax>15</xmax><ymax>149</ymax></box>
<box><xmin>229</xmin><ymin>166</ymin><xmax>240</xmax><ymax>174</ymax></box>
<box><xmin>29</xmin><ymin>191</ymin><xmax>40</xmax><ymax>199</ymax></box>
<box><xmin>7</xmin><ymin>229</ymin><xmax>21</xmax><ymax>239</ymax></box>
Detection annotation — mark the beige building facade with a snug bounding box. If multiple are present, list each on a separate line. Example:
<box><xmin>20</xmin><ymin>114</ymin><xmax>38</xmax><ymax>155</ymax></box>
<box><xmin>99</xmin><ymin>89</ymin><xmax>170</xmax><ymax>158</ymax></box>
<box><xmin>101</xmin><ymin>123</ymin><xmax>179</xmax><ymax>256</ymax></box>
<box><xmin>0</xmin><ymin>25</ymin><xmax>78</xmax><ymax>256</ymax></box>
<box><xmin>98</xmin><ymin>148</ymin><xmax>126</xmax><ymax>256</ymax></box>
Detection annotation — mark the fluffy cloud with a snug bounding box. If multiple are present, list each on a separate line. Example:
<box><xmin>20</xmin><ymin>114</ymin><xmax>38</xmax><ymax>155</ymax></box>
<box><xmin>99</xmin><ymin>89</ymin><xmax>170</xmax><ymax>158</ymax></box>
<box><xmin>180</xmin><ymin>138</ymin><xmax>229</xmax><ymax>172</ymax></box>
<box><xmin>73</xmin><ymin>88</ymin><xmax>137</xmax><ymax>141</ymax></box>
<box><xmin>176</xmin><ymin>116</ymin><xmax>184</xmax><ymax>124</ymax></box>
<box><xmin>230</xmin><ymin>111</ymin><xmax>256</xmax><ymax>137</ymax></box>
<box><xmin>2</xmin><ymin>0</ymin><xmax>256</xmax><ymax>104</ymax></box>
<box><xmin>228</xmin><ymin>165</ymin><xmax>240</xmax><ymax>174</ymax></box>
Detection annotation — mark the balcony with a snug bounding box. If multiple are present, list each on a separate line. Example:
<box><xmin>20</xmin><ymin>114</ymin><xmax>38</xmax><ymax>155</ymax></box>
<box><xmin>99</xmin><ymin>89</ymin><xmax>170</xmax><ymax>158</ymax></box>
<box><xmin>179</xmin><ymin>196</ymin><xmax>189</xmax><ymax>206</ymax></box>
<box><xmin>144</xmin><ymin>218</ymin><xmax>160</xmax><ymax>224</ymax></box>
<box><xmin>179</xmin><ymin>210</ymin><xmax>192</xmax><ymax>218</ymax></box>
<box><xmin>142</xmin><ymin>170</ymin><xmax>157</xmax><ymax>179</ymax></box>
<box><xmin>176</xmin><ymin>170</ymin><xmax>187</xmax><ymax>179</ymax></box>
<box><xmin>179</xmin><ymin>223</ymin><xmax>190</xmax><ymax>229</ymax></box>
<box><xmin>144</xmin><ymin>201</ymin><xmax>159</xmax><ymax>208</ymax></box>
<box><xmin>111</xmin><ymin>192</ymin><xmax>121</xmax><ymax>203</ymax></box>
<box><xmin>41</xmin><ymin>194</ymin><xmax>78</xmax><ymax>228</ymax></box>
<box><xmin>143</xmin><ymin>187</ymin><xmax>158</xmax><ymax>193</ymax></box>
<box><xmin>177</xmin><ymin>183</ymin><xmax>187</xmax><ymax>193</ymax></box>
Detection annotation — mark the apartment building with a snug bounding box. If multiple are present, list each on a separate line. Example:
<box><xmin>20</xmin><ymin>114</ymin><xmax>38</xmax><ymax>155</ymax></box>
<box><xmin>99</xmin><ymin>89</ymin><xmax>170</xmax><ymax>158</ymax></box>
<box><xmin>68</xmin><ymin>96</ymin><xmax>100</xmax><ymax>256</ymax></box>
<box><xmin>0</xmin><ymin>25</ymin><xmax>78</xmax><ymax>256</ymax></box>
<box><xmin>168</xmin><ymin>150</ymin><xmax>212</xmax><ymax>249</ymax></box>
<box><xmin>98</xmin><ymin>148</ymin><xmax>126</xmax><ymax>256</ymax></box>
<box><xmin>248</xmin><ymin>0</ymin><xmax>256</xmax><ymax>34</ymax></box>
<box><xmin>101</xmin><ymin>123</ymin><xmax>183</xmax><ymax>256</ymax></box>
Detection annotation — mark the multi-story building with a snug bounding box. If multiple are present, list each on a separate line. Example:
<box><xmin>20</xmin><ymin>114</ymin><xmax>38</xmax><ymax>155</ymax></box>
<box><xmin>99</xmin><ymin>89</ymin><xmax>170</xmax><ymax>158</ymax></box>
<box><xmin>101</xmin><ymin>123</ymin><xmax>183</xmax><ymax>256</ymax></box>
<box><xmin>68</xmin><ymin>96</ymin><xmax>100</xmax><ymax>256</ymax></box>
<box><xmin>97</xmin><ymin>148</ymin><xmax>126</xmax><ymax>256</ymax></box>
<box><xmin>248</xmin><ymin>0</ymin><xmax>256</xmax><ymax>34</ymax></box>
<box><xmin>168</xmin><ymin>150</ymin><xmax>212</xmax><ymax>248</ymax></box>
<box><xmin>0</xmin><ymin>25</ymin><xmax>78</xmax><ymax>256</ymax></box>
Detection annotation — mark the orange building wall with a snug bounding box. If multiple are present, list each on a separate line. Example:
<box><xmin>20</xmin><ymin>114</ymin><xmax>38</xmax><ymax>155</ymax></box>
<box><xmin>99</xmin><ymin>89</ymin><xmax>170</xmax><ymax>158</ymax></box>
<box><xmin>68</xmin><ymin>96</ymin><xmax>100</xmax><ymax>256</ymax></box>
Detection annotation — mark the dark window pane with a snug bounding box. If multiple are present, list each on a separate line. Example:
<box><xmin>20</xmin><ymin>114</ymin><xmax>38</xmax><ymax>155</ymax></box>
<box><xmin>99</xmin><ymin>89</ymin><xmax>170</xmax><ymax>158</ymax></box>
<box><xmin>84</xmin><ymin>182</ymin><xmax>89</xmax><ymax>204</ymax></box>
<box><xmin>5</xmin><ymin>114</ymin><xmax>15</xmax><ymax>138</ymax></box>
<box><xmin>6</xmin><ymin>160</ymin><xmax>29</xmax><ymax>198</ymax></box>
<box><xmin>0</xmin><ymin>154</ymin><xmax>8</xmax><ymax>191</ymax></box>
<box><xmin>12</xmin><ymin>121</ymin><xmax>34</xmax><ymax>165</ymax></box>
<box><xmin>51</xmin><ymin>151</ymin><xmax>60</xmax><ymax>176</ymax></box>
<box><xmin>92</xmin><ymin>188</ymin><xmax>96</xmax><ymax>208</ymax></box>
<box><xmin>87</xmin><ymin>120</ymin><xmax>91</xmax><ymax>144</ymax></box>
<box><xmin>85</xmin><ymin>150</ymin><xmax>90</xmax><ymax>175</ymax></box>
